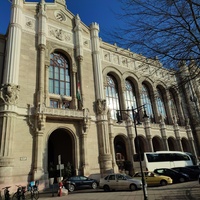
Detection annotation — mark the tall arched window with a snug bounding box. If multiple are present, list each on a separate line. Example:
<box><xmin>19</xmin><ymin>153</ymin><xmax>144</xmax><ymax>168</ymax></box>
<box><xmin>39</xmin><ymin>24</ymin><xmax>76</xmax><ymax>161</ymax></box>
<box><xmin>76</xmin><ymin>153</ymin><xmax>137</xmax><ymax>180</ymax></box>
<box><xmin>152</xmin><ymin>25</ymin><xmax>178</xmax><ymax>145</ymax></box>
<box><xmin>156</xmin><ymin>87</ymin><xmax>167</xmax><ymax>120</ymax></box>
<box><xmin>169</xmin><ymin>90</ymin><xmax>179</xmax><ymax>122</ymax></box>
<box><xmin>49</xmin><ymin>52</ymin><xmax>71</xmax><ymax>108</ymax></box>
<box><xmin>106</xmin><ymin>75</ymin><xmax>120</xmax><ymax>119</ymax></box>
<box><xmin>141</xmin><ymin>83</ymin><xmax>154</xmax><ymax>121</ymax></box>
<box><xmin>125</xmin><ymin>79</ymin><xmax>137</xmax><ymax>118</ymax></box>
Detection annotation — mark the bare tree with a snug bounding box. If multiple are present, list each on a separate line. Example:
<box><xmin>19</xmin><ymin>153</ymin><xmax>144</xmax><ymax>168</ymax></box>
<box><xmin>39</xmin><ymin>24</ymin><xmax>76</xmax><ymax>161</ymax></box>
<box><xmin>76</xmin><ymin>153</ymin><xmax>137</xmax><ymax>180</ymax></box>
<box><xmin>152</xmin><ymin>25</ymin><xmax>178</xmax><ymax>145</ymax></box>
<box><xmin>110</xmin><ymin>0</ymin><xmax>200</xmax><ymax>75</ymax></box>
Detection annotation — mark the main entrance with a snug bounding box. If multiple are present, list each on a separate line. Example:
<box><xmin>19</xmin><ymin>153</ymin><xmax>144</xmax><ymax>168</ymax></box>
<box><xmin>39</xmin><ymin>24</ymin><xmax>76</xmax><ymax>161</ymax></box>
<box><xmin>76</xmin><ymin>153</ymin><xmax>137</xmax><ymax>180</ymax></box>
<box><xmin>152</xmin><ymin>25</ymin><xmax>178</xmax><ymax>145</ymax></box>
<box><xmin>48</xmin><ymin>128</ymin><xmax>75</xmax><ymax>179</ymax></box>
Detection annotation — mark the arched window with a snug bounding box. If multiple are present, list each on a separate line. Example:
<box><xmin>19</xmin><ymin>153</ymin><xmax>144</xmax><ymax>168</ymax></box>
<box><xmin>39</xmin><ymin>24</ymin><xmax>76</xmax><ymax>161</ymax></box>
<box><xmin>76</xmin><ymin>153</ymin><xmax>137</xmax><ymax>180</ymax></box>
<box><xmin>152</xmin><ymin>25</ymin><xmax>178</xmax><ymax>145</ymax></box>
<box><xmin>106</xmin><ymin>75</ymin><xmax>120</xmax><ymax>119</ymax></box>
<box><xmin>169</xmin><ymin>90</ymin><xmax>179</xmax><ymax>122</ymax></box>
<box><xmin>141</xmin><ymin>83</ymin><xmax>154</xmax><ymax>122</ymax></box>
<box><xmin>156</xmin><ymin>87</ymin><xmax>167</xmax><ymax>121</ymax></box>
<box><xmin>125</xmin><ymin>79</ymin><xmax>137</xmax><ymax>118</ymax></box>
<box><xmin>49</xmin><ymin>52</ymin><xmax>71</xmax><ymax>108</ymax></box>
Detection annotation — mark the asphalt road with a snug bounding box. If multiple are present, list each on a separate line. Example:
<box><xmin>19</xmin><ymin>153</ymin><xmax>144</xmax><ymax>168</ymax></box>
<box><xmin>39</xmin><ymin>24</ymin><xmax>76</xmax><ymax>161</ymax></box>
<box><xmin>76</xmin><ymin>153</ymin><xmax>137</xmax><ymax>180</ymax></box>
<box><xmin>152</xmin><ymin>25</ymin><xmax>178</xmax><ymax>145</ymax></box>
<box><xmin>40</xmin><ymin>180</ymin><xmax>200</xmax><ymax>200</ymax></box>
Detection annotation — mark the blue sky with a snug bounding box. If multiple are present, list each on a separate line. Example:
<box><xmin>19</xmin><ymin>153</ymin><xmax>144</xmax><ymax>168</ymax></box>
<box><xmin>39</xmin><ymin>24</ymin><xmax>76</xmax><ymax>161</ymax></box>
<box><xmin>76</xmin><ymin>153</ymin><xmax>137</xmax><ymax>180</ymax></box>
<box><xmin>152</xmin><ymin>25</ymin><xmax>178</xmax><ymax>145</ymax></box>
<box><xmin>0</xmin><ymin>0</ymin><xmax>122</xmax><ymax>42</ymax></box>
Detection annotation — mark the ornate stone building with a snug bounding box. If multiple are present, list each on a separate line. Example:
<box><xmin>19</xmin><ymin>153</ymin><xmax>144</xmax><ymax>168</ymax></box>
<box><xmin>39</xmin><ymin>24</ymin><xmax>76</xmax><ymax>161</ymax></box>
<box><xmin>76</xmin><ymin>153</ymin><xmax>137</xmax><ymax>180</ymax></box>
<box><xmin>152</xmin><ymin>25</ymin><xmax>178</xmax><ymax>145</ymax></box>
<box><xmin>0</xmin><ymin>0</ymin><xmax>199</xmax><ymax>190</ymax></box>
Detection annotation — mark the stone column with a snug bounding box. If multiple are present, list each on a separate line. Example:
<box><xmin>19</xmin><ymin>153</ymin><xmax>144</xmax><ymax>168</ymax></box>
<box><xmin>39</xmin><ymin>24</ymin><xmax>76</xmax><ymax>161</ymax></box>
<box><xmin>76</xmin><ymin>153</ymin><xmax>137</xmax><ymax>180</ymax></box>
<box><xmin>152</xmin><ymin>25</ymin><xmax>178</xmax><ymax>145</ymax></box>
<box><xmin>0</xmin><ymin>0</ymin><xmax>22</xmax><ymax>184</ymax></box>
<box><xmin>80</xmin><ymin>108</ymin><xmax>90</xmax><ymax>175</ymax></box>
<box><xmin>185</xmin><ymin>119</ymin><xmax>198</xmax><ymax>158</ymax></box>
<box><xmin>96</xmin><ymin>100</ymin><xmax>113</xmax><ymax>176</ymax></box>
<box><xmin>159</xmin><ymin>116</ymin><xmax>169</xmax><ymax>150</ymax></box>
<box><xmin>151</xmin><ymin>87</ymin><xmax>160</xmax><ymax>123</ymax></box>
<box><xmin>125</xmin><ymin>117</ymin><xmax>136</xmax><ymax>175</ymax></box>
<box><xmin>72</xmin><ymin>64</ymin><xmax>77</xmax><ymax>109</ymax></box>
<box><xmin>173</xmin><ymin>115</ymin><xmax>183</xmax><ymax>151</ymax></box>
<box><xmin>33</xmin><ymin>0</ymin><xmax>47</xmax><ymax>180</ymax></box>
<box><xmin>108</xmin><ymin>110</ymin><xmax>118</xmax><ymax>173</ymax></box>
<box><xmin>143</xmin><ymin>117</ymin><xmax>153</xmax><ymax>151</ymax></box>
<box><xmin>165</xmin><ymin>90</ymin><xmax>173</xmax><ymax>125</ymax></box>
<box><xmin>74</xmin><ymin>15</ymin><xmax>84</xmax><ymax>109</ymax></box>
<box><xmin>90</xmin><ymin>23</ymin><xmax>112</xmax><ymax>175</ymax></box>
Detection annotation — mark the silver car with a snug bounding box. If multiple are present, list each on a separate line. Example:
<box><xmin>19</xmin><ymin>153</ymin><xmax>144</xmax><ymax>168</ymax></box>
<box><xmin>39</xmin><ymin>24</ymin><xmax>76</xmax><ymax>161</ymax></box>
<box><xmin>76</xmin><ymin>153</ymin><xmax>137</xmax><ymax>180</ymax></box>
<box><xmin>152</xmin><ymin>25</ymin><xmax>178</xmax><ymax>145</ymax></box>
<box><xmin>99</xmin><ymin>173</ymin><xmax>142</xmax><ymax>192</ymax></box>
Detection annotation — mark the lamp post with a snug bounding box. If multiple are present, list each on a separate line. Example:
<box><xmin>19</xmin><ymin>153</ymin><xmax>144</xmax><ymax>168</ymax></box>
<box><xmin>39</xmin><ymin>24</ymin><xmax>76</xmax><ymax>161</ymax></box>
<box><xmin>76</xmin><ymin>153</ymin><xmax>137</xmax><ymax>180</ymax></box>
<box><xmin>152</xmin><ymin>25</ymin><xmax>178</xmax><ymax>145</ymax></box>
<box><xmin>116</xmin><ymin>105</ymin><xmax>148</xmax><ymax>200</ymax></box>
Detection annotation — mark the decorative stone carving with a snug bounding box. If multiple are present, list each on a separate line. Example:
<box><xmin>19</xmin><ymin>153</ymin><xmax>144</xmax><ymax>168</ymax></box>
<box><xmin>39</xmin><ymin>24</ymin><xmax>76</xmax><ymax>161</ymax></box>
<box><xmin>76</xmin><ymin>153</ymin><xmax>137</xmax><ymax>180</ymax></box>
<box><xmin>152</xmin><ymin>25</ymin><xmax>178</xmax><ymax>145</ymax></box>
<box><xmin>25</xmin><ymin>17</ymin><xmax>35</xmax><ymax>30</ymax></box>
<box><xmin>38</xmin><ymin>113</ymin><xmax>46</xmax><ymax>131</ymax></box>
<box><xmin>0</xmin><ymin>84</ymin><xmax>20</xmax><ymax>105</ymax></box>
<box><xmin>113</xmin><ymin>55</ymin><xmax>119</xmax><ymax>64</ymax></box>
<box><xmin>104</xmin><ymin>52</ymin><xmax>110</xmax><ymax>61</ymax></box>
<box><xmin>55</xmin><ymin>0</ymin><xmax>66</xmax><ymax>6</ymax></box>
<box><xmin>96</xmin><ymin>99</ymin><xmax>107</xmax><ymax>115</ymax></box>
<box><xmin>83</xmin><ymin>108</ymin><xmax>90</xmax><ymax>131</ymax></box>
<box><xmin>54</xmin><ymin>11</ymin><xmax>66</xmax><ymax>22</ymax></box>
<box><xmin>49</xmin><ymin>26</ymin><xmax>72</xmax><ymax>42</ymax></box>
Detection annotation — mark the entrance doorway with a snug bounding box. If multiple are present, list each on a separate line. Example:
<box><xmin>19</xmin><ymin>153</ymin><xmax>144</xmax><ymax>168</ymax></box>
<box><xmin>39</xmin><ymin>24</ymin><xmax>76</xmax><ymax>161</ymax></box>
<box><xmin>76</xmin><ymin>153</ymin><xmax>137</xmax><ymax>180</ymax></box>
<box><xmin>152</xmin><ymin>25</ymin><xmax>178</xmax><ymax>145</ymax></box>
<box><xmin>48</xmin><ymin>128</ymin><xmax>75</xmax><ymax>180</ymax></box>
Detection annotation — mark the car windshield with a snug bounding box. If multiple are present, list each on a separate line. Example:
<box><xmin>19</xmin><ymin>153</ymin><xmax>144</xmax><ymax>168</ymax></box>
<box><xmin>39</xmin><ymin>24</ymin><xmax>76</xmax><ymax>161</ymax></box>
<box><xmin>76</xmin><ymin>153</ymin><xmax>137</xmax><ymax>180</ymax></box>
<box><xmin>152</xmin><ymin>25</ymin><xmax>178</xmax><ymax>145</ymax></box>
<box><xmin>123</xmin><ymin>174</ymin><xmax>133</xmax><ymax>179</ymax></box>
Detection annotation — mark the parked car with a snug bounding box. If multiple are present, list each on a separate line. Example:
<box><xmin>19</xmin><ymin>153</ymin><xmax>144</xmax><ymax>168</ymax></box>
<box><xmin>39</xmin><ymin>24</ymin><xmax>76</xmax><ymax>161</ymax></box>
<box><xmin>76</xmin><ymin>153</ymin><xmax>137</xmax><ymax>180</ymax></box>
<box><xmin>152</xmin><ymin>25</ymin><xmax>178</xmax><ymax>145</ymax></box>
<box><xmin>154</xmin><ymin>168</ymin><xmax>190</xmax><ymax>183</ymax></box>
<box><xmin>186</xmin><ymin>165</ymin><xmax>200</xmax><ymax>172</ymax></box>
<box><xmin>62</xmin><ymin>175</ymin><xmax>99</xmax><ymax>192</ymax></box>
<box><xmin>99</xmin><ymin>173</ymin><xmax>142</xmax><ymax>192</ymax></box>
<box><xmin>133</xmin><ymin>171</ymin><xmax>173</xmax><ymax>186</ymax></box>
<box><xmin>199</xmin><ymin>174</ymin><xmax>200</xmax><ymax>184</ymax></box>
<box><xmin>172</xmin><ymin>167</ymin><xmax>200</xmax><ymax>181</ymax></box>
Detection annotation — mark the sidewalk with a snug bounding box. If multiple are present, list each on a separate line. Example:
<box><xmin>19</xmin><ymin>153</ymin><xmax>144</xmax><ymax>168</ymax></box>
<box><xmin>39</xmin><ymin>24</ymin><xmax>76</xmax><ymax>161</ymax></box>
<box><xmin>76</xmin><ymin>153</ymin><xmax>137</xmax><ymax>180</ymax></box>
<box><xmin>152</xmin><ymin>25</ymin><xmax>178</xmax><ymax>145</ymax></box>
<box><xmin>39</xmin><ymin>181</ymin><xmax>200</xmax><ymax>200</ymax></box>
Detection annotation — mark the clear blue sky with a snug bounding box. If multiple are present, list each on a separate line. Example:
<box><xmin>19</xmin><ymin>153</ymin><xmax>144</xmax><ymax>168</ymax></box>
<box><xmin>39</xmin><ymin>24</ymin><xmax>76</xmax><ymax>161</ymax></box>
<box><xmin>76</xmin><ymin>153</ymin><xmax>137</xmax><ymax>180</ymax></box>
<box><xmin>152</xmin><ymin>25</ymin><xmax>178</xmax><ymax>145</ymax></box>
<box><xmin>0</xmin><ymin>0</ymin><xmax>122</xmax><ymax>42</ymax></box>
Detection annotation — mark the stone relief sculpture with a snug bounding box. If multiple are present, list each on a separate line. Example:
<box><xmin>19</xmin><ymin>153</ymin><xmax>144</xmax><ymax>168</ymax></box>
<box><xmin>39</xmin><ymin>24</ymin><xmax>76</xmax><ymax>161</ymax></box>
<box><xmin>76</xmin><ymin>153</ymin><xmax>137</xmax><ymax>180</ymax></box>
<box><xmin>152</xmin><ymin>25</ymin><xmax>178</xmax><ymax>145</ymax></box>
<box><xmin>0</xmin><ymin>84</ymin><xmax>20</xmax><ymax>105</ymax></box>
<box><xmin>49</xmin><ymin>26</ymin><xmax>71</xmax><ymax>41</ymax></box>
<box><xmin>96</xmin><ymin>99</ymin><xmax>107</xmax><ymax>115</ymax></box>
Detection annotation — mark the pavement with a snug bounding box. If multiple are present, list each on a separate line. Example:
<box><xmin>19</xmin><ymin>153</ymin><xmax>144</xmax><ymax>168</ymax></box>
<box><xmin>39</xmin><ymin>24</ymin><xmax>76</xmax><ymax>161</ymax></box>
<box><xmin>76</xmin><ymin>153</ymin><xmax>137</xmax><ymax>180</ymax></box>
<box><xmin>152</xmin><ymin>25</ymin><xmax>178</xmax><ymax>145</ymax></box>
<box><xmin>39</xmin><ymin>180</ymin><xmax>200</xmax><ymax>200</ymax></box>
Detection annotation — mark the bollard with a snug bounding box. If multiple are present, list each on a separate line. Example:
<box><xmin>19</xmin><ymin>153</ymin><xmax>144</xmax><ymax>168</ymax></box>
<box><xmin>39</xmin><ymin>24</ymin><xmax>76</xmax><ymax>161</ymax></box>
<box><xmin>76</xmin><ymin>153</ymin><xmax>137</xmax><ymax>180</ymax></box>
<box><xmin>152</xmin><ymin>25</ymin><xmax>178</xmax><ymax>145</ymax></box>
<box><xmin>58</xmin><ymin>181</ymin><xmax>63</xmax><ymax>197</ymax></box>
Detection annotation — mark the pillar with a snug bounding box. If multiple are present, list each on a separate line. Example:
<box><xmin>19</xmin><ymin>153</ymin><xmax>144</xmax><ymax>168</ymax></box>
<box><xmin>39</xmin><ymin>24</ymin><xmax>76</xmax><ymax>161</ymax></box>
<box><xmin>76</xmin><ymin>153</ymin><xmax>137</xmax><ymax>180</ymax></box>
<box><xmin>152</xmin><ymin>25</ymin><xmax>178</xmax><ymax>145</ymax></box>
<box><xmin>90</xmin><ymin>22</ymin><xmax>112</xmax><ymax>175</ymax></box>
<box><xmin>0</xmin><ymin>0</ymin><xmax>23</xmax><ymax>184</ymax></box>
<box><xmin>143</xmin><ymin>117</ymin><xmax>153</xmax><ymax>151</ymax></box>
<box><xmin>159</xmin><ymin>117</ymin><xmax>169</xmax><ymax>151</ymax></box>
<box><xmin>33</xmin><ymin>0</ymin><xmax>47</xmax><ymax>180</ymax></box>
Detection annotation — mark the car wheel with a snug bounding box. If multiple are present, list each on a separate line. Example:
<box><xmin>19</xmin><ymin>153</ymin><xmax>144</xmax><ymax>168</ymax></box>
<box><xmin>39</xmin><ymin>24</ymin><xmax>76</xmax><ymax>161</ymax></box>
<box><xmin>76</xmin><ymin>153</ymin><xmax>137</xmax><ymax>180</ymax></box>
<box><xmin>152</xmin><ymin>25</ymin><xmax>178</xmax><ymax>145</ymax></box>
<box><xmin>103</xmin><ymin>185</ymin><xmax>110</xmax><ymax>192</ymax></box>
<box><xmin>92</xmin><ymin>182</ymin><xmax>97</xmax><ymax>189</ymax></box>
<box><xmin>160</xmin><ymin>180</ymin><xmax>167</xmax><ymax>186</ymax></box>
<box><xmin>130</xmin><ymin>184</ymin><xmax>137</xmax><ymax>191</ymax></box>
<box><xmin>179</xmin><ymin>177</ymin><xmax>185</xmax><ymax>183</ymax></box>
<box><xmin>68</xmin><ymin>184</ymin><xmax>75</xmax><ymax>192</ymax></box>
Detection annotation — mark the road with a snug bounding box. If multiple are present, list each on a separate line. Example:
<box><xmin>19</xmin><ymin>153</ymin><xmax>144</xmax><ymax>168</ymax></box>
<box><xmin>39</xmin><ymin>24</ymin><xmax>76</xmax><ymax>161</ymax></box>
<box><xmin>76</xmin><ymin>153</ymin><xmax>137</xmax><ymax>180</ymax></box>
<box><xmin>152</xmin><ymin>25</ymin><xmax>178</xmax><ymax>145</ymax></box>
<box><xmin>40</xmin><ymin>180</ymin><xmax>200</xmax><ymax>200</ymax></box>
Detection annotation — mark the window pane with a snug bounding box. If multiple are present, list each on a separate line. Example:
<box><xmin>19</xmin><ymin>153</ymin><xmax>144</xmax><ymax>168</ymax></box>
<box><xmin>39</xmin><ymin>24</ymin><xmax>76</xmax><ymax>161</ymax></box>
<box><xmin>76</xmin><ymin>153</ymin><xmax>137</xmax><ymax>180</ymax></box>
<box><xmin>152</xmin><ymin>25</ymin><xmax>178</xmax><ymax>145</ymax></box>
<box><xmin>106</xmin><ymin>75</ymin><xmax>120</xmax><ymax>119</ymax></box>
<box><xmin>125</xmin><ymin>80</ymin><xmax>137</xmax><ymax>118</ymax></box>
<box><xmin>49</xmin><ymin>52</ymin><xmax>71</xmax><ymax>97</ymax></box>
<box><xmin>156</xmin><ymin>88</ymin><xmax>167</xmax><ymax>119</ymax></box>
<box><xmin>55</xmin><ymin>67</ymin><xmax>59</xmax><ymax>79</ymax></box>
<box><xmin>141</xmin><ymin>84</ymin><xmax>154</xmax><ymax>121</ymax></box>
<box><xmin>60</xmin><ymin>68</ymin><xmax>64</xmax><ymax>81</ymax></box>
<box><xmin>55</xmin><ymin>81</ymin><xmax>59</xmax><ymax>94</ymax></box>
<box><xmin>49</xmin><ymin>66</ymin><xmax>53</xmax><ymax>78</ymax></box>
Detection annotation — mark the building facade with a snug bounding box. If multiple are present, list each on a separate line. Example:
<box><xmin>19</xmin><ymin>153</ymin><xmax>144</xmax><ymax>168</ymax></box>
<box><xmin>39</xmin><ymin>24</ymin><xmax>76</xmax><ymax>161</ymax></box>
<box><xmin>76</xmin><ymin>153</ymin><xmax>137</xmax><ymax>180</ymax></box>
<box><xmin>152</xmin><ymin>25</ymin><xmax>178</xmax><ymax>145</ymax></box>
<box><xmin>0</xmin><ymin>0</ymin><xmax>199</xmax><ymax>190</ymax></box>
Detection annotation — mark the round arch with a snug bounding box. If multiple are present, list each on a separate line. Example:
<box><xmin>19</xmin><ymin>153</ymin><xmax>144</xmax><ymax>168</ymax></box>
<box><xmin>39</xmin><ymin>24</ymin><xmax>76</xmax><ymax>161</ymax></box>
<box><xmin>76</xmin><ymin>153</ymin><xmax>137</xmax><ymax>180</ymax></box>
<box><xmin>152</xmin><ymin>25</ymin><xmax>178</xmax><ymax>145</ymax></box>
<box><xmin>152</xmin><ymin>136</ymin><xmax>164</xmax><ymax>151</ymax></box>
<box><xmin>168</xmin><ymin>137</ymin><xmax>177</xmax><ymax>151</ymax></box>
<box><xmin>114</xmin><ymin>134</ymin><xmax>132</xmax><ymax>173</ymax></box>
<box><xmin>181</xmin><ymin>138</ymin><xmax>191</xmax><ymax>152</ymax></box>
<box><xmin>134</xmin><ymin>135</ymin><xmax>148</xmax><ymax>153</ymax></box>
<box><xmin>47</xmin><ymin>128</ymin><xmax>76</xmax><ymax>180</ymax></box>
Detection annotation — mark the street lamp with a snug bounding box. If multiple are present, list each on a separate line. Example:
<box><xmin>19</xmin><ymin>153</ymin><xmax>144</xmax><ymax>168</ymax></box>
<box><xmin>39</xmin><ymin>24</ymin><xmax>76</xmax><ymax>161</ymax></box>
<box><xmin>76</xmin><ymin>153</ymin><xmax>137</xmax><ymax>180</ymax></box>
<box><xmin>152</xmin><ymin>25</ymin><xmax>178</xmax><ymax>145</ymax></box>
<box><xmin>116</xmin><ymin>105</ymin><xmax>148</xmax><ymax>200</ymax></box>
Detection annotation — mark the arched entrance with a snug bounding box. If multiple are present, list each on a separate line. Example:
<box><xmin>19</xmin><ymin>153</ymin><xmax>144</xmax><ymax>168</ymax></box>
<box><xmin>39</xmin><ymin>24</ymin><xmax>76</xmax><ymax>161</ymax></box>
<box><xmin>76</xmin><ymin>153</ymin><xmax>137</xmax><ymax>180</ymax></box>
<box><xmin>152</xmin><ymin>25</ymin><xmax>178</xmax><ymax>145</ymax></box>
<box><xmin>152</xmin><ymin>136</ymin><xmax>163</xmax><ymax>151</ymax></box>
<box><xmin>168</xmin><ymin>137</ymin><xmax>177</xmax><ymax>151</ymax></box>
<box><xmin>134</xmin><ymin>136</ymin><xmax>147</xmax><ymax>153</ymax></box>
<box><xmin>114</xmin><ymin>135</ymin><xmax>132</xmax><ymax>173</ymax></box>
<box><xmin>181</xmin><ymin>138</ymin><xmax>190</xmax><ymax>152</ymax></box>
<box><xmin>48</xmin><ymin>128</ymin><xmax>75</xmax><ymax>180</ymax></box>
